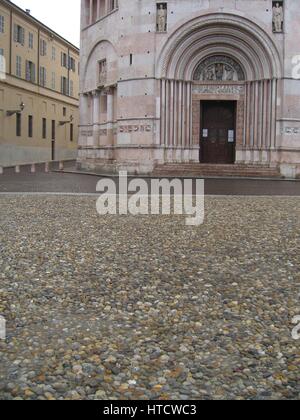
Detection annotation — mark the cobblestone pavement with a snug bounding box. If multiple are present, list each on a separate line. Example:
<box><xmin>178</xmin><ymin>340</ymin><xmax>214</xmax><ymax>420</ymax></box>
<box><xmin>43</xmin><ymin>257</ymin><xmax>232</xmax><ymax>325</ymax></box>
<box><xmin>0</xmin><ymin>195</ymin><xmax>299</xmax><ymax>400</ymax></box>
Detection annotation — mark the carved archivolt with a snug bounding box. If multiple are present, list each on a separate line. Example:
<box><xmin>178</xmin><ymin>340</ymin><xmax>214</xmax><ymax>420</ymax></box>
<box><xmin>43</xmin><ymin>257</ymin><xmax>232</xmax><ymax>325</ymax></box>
<box><xmin>193</xmin><ymin>56</ymin><xmax>245</xmax><ymax>81</ymax></box>
<box><xmin>156</xmin><ymin>13</ymin><xmax>282</xmax><ymax>80</ymax></box>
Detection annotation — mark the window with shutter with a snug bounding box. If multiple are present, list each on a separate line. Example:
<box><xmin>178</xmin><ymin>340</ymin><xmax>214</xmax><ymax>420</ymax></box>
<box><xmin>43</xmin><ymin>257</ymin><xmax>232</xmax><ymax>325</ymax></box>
<box><xmin>0</xmin><ymin>49</ymin><xmax>5</xmax><ymax>78</ymax></box>
<box><xmin>0</xmin><ymin>16</ymin><xmax>4</xmax><ymax>33</ymax></box>
<box><xmin>32</xmin><ymin>63</ymin><xmax>35</xmax><ymax>83</ymax></box>
<box><xmin>26</xmin><ymin>61</ymin><xmax>35</xmax><ymax>83</ymax></box>
<box><xmin>69</xmin><ymin>80</ymin><xmax>74</xmax><ymax>96</ymax></box>
<box><xmin>29</xmin><ymin>33</ymin><xmax>34</xmax><ymax>49</ymax></box>
<box><xmin>16</xmin><ymin>56</ymin><xmax>22</xmax><ymax>77</ymax></box>
<box><xmin>14</xmin><ymin>24</ymin><xmax>25</xmax><ymax>45</ymax></box>
<box><xmin>51</xmin><ymin>72</ymin><xmax>56</xmax><ymax>90</ymax></box>
<box><xmin>21</xmin><ymin>27</ymin><xmax>25</xmax><ymax>45</ymax></box>
<box><xmin>26</xmin><ymin>60</ymin><xmax>30</xmax><ymax>80</ymax></box>
<box><xmin>40</xmin><ymin>66</ymin><xmax>46</xmax><ymax>87</ymax></box>
<box><xmin>14</xmin><ymin>24</ymin><xmax>18</xmax><ymax>42</ymax></box>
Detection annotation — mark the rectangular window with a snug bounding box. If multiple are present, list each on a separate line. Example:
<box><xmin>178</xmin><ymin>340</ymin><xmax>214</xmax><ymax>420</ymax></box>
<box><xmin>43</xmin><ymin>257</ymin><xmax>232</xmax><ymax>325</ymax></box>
<box><xmin>29</xmin><ymin>32</ymin><xmax>34</xmax><ymax>49</ymax></box>
<box><xmin>39</xmin><ymin>66</ymin><xmax>46</xmax><ymax>87</ymax></box>
<box><xmin>51</xmin><ymin>72</ymin><xmax>56</xmax><ymax>90</ymax></box>
<box><xmin>25</xmin><ymin>60</ymin><xmax>35</xmax><ymax>83</ymax></box>
<box><xmin>14</xmin><ymin>24</ymin><xmax>25</xmax><ymax>45</ymax></box>
<box><xmin>16</xmin><ymin>55</ymin><xmax>22</xmax><ymax>77</ymax></box>
<box><xmin>61</xmin><ymin>52</ymin><xmax>67</xmax><ymax>68</ymax></box>
<box><xmin>69</xmin><ymin>80</ymin><xmax>74</xmax><ymax>97</ymax></box>
<box><xmin>68</xmin><ymin>56</ymin><xmax>76</xmax><ymax>72</ymax></box>
<box><xmin>42</xmin><ymin>118</ymin><xmax>47</xmax><ymax>139</ymax></box>
<box><xmin>63</xmin><ymin>107</ymin><xmax>66</xmax><ymax>117</ymax></box>
<box><xmin>40</xmin><ymin>39</ymin><xmax>47</xmax><ymax>56</ymax></box>
<box><xmin>28</xmin><ymin>115</ymin><xmax>33</xmax><ymax>138</ymax></box>
<box><xmin>16</xmin><ymin>113</ymin><xmax>21</xmax><ymax>137</ymax></box>
<box><xmin>61</xmin><ymin>76</ymin><xmax>69</xmax><ymax>95</ymax></box>
<box><xmin>51</xmin><ymin>120</ymin><xmax>56</xmax><ymax>140</ymax></box>
<box><xmin>0</xmin><ymin>15</ymin><xmax>4</xmax><ymax>33</ymax></box>
<box><xmin>52</xmin><ymin>46</ymin><xmax>56</xmax><ymax>61</ymax></box>
<box><xmin>0</xmin><ymin>48</ymin><xmax>4</xmax><ymax>76</ymax></box>
<box><xmin>70</xmin><ymin>123</ymin><xmax>74</xmax><ymax>142</ymax></box>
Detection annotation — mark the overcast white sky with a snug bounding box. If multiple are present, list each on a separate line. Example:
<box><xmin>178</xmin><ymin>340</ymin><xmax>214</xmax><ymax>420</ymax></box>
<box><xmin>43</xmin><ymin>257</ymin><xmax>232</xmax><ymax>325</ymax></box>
<box><xmin>13</xmin><ymin>0</ymin><xmax>81</xmax><ymax>47</ymax></box>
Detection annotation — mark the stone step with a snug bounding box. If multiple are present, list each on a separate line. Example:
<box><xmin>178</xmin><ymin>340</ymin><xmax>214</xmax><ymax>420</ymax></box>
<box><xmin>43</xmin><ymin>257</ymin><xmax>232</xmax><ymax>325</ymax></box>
<box><xmin>153</xmin><ymin>164</ymin><xmax>282</xmax><ymax>178</ymax></box>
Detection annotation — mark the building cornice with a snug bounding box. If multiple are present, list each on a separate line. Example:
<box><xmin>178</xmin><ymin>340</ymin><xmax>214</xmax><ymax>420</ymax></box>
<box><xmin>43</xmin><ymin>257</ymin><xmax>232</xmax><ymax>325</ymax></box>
<box><xmin>0</xmin><ymin>0</ymin><xmax>79</xmax><ymax>53</ymax></box>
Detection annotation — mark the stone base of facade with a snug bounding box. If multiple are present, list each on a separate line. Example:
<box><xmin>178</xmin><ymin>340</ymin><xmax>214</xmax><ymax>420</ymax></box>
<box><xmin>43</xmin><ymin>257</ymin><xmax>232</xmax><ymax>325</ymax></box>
<box><xmin>279</xmin><ymin>163</ymin><xmax>300</xmax><ymax>179</ymax></box>
<box><xmin>77</xmin><ymin>146</ymin><xmax>200</xmax><ymax>175</ymax></box>
<box><xmin>77</xmin><ymin>146</ymin><xmax>300</xmax><ymax>179</ymax></box>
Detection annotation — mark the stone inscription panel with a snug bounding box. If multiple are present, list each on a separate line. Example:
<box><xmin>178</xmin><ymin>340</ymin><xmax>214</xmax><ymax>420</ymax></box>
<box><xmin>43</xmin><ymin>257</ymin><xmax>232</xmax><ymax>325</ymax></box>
<box><xmin>193</xmin><ymin>85</ymin><xmax>245</xmax><ymax>95</ymax></box>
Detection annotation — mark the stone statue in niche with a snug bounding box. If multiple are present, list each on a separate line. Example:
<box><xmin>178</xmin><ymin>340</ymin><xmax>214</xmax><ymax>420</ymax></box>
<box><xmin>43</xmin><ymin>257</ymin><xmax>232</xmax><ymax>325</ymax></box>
<box><xmin>193</xmin><ymin>56</ymin><xmax>245</xmax><ymax>82</ymax></box>
<box><xmin>98</xmin><ymin>60</ymin><xmax>107</xmax><ymax>86</ymax></box>
<box><xmin>273</xmin><ymin>2</ymin><xmax>284</xmax><ymax>33</ymax></box>
<box><xmin>157</xmin><ymin>4</ymin><xmax>167</xmax><ymax>32</ymax></box>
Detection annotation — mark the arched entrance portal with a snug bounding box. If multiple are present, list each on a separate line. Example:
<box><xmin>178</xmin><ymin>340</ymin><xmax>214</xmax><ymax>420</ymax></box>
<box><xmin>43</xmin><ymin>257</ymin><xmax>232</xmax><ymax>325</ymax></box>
<box><xmin>156</xmin><ymin>12</ymin><xmax>282</xmax><ymax>166</ymax></box>
<box><xmin>193</xmin><ymin>55</ymin><xmax>245</xmax><ymax>164</ymax></box>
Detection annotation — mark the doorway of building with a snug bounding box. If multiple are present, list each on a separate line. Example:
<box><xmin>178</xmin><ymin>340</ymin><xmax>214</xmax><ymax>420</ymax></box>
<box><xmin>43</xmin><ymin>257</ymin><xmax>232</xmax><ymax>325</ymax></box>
<box><xmin>200</xmin><ymin>101</ymin><xmax>236</xmax><ymax>164</ymax></box>
<box><xmin>51</xmin><ymin>141</ymin><xmax>55</xmax><ymax>161</ymax></box>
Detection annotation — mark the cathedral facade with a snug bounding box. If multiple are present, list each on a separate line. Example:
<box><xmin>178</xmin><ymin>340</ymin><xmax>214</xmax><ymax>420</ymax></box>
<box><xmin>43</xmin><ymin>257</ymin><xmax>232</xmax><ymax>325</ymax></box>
<box><xmin>79</xmin><ymin>0</ymin><xmax>300</xmax><ymax>177</ymax></box>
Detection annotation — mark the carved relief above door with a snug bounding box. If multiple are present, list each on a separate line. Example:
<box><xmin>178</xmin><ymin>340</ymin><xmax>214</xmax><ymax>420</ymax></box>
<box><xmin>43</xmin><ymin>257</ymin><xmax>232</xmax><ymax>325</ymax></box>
<box><xmin>193</xmin><ymin>56</ymin><xmax>245</xmax><ymax>82</ymax></box>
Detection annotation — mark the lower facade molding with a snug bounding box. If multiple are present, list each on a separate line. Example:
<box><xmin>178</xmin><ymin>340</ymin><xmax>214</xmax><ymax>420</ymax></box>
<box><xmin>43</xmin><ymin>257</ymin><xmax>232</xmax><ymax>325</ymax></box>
<box><xmin>77</xmin><ymin>145</ymin><xmax>300</xmax><ymax>178</ymax></box>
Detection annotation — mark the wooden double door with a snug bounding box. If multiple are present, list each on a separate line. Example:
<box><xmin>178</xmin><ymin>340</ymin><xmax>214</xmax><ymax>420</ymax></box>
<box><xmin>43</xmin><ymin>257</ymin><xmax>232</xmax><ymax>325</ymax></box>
<box><xmin>200</xmin><ymin>101</ymin><xmax>236</xmax><ymax>164</ymax></box>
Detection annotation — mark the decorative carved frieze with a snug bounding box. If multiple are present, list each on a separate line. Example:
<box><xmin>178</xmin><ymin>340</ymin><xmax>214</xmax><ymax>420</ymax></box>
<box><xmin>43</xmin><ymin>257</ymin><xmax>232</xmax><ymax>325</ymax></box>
<box><xmin>194</xmin><ymin>56</ymin><xmax>245</xmax><ymax>81</ymax></box>
<box><xmin>193</xmin><ymin>84</ymin><xmax>245</xmax><ymax>95</ymax></box>
<box><xmin>281</xmin><ymin>127</ymin><xmax>300</xmax><ymax>135</ymax></box>
<box><xmin>80</xmin><ymin>130</ymin><xmax>93</xmax><ymax>137</ymax></box>
<box><xmin>119</xmin><ymin>124</ymin><xmax>152</xmax><ymax>133</ymax></box>
<box><xmin>80</xmin><ymin>129</ymin><xmax>108</xmax><ymax>136</ymax></box>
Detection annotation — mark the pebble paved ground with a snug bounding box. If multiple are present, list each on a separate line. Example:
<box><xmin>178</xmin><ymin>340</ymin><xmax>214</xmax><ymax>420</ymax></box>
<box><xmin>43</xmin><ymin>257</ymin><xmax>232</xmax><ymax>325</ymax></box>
<box><xmin>0</xmin><ymin>195</ymin><xmax>299</xmax><ymax>400</ymax></box>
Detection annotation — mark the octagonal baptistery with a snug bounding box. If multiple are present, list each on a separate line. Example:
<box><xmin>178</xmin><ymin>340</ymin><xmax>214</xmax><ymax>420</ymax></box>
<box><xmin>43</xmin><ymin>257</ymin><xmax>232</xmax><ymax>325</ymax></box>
<box><xmin>78</xmin><ymin>0</ymin><xmax>300</xmax><ymax>177</ymax></box>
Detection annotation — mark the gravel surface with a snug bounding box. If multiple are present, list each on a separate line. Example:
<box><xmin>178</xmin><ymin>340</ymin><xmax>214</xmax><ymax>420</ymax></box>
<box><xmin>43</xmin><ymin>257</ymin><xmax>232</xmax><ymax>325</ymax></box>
<box><xmin>0</xmin><ymin>195</ymin><xmax>299</xmax><ymax>400</ymax></box>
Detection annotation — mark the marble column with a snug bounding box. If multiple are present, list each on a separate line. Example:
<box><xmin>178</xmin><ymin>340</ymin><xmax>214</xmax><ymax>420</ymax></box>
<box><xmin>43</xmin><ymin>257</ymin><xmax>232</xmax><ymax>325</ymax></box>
<box><xmin>107</xmin><ymin>88</ymin><xmax>114</xmax><ymax>122</ymax></box>
<box><xmin>97</xmin><ymin>0</ymin><xmax>101</xmax><ymax>20</ymax></box>
<box><xmin>89</xmin><ymin>0</ymin><xmax>93</xmax><ymax>24</ymax></box>
<box><xmin>93</xmin><ymin>90</ymin><xmax>100</xmax><ymax>146</ymax></box>
<box><xmin>160</xmin><ymin>79</ymin><xmax>166</xmax><ymax>145</ymax></box>
<box><xmin>178</xmin><ymin>81</ymin><xmax>183</xmax><ymax>148</ymax></box>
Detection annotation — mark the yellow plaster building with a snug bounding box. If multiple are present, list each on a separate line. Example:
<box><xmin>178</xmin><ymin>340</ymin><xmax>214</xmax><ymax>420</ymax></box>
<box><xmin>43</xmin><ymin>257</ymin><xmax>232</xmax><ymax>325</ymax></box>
<box><xmin>0</xmin><ymin>0</ymin><xmax>79</xmax><ymax>166</ymax></box>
